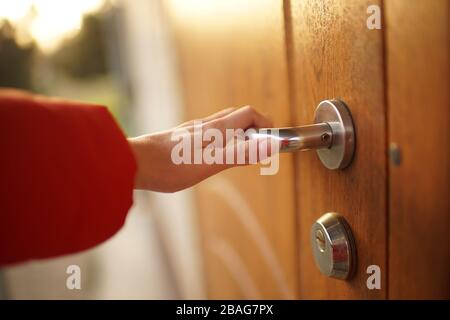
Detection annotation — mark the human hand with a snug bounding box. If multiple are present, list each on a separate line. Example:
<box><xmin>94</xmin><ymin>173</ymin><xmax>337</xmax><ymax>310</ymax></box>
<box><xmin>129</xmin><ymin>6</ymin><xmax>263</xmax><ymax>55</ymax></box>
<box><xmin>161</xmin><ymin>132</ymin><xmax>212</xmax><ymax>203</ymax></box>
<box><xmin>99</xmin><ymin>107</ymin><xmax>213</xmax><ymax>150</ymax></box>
<box><xmin>128</xmin><ymin>106</ymin><xmax>275</xmax><ymax>192</ymax></box>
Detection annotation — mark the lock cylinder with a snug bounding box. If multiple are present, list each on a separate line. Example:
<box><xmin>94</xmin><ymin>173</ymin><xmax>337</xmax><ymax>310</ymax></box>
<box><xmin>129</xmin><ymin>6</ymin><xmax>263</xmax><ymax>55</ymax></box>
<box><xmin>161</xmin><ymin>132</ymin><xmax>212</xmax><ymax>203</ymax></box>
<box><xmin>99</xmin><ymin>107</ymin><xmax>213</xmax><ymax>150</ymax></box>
<box><xmin>310</xmin><ymin>212</ymin><xmax>357</xmax><ymax>280</ymax></box>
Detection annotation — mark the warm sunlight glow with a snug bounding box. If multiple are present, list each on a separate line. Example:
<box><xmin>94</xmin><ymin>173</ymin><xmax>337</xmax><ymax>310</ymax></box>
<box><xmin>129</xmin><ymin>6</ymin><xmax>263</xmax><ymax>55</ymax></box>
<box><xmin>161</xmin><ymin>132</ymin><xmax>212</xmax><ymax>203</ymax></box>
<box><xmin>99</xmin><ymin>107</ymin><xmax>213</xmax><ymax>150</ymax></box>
<box><xmin>0</xmin><ymin>0</ymin><xmax>106</xmax><ymax>52</ymax></box>
<box><xmin>167</xmin><ymin>0</ymin><xmax>255</xmax><ymax>18</ymax></box>
<box><xmin>166</xmin><ymin>0</ymin><xmax>267</xmax><ymax>30</ymax></box>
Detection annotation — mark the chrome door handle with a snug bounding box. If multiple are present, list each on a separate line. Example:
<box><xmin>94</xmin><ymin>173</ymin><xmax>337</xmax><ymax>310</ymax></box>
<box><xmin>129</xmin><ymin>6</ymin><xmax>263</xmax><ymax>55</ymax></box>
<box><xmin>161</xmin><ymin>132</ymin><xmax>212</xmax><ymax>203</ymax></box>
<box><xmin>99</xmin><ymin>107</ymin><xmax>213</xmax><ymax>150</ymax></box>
<box><xmin>250</xmin><ymin>99</ymin><xmax>355</xmax><ymax>170</ymax></box>
<box><xmin>251</xmin><ymin>123</ymin><xmax>333</xmax><ymax>152</ymax></box>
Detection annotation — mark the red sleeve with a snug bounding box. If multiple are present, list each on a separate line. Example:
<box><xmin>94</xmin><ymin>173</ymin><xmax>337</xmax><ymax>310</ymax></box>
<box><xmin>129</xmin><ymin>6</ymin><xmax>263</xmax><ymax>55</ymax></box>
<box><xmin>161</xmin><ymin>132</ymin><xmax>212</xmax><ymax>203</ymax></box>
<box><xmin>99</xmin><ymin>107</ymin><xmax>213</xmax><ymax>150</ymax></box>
<box><xmin>0</xmin><ymin>89</ymin><xmax>137</xmax><ymax>266</ymax></box>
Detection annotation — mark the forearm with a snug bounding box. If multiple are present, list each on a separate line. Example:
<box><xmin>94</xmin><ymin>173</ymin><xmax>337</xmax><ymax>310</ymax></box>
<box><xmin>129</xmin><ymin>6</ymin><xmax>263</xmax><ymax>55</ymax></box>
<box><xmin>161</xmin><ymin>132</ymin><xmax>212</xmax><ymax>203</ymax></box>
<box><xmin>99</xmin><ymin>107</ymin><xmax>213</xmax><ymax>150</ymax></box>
<box><xmin>0</xmin><ymin>90</ymin><xmax>136</xmax><ymax>266</ymax></box>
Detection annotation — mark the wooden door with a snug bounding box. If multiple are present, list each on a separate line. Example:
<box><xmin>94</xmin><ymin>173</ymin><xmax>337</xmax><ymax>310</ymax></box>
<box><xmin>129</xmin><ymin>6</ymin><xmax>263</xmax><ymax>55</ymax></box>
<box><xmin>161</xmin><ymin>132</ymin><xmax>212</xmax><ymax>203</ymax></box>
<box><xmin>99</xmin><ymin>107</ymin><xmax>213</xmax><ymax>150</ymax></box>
<box><xmin>165</xmin><ymin>0</ymin><xmax>299</xmax><ymax>299</ymax></box>
<box><xmin>166</xmin><ymin>0</ymin><xmax>450</xmax><ymax>299</ymax></box>
<box><xmin>386</xmin><ymin>0</ymin><xmax>450</xmax><ymax>299</ymax></box>
<box><xmin>287</xmin><ymin>0</ymin><xmax>387</xmax><ymax>299</ymax></box>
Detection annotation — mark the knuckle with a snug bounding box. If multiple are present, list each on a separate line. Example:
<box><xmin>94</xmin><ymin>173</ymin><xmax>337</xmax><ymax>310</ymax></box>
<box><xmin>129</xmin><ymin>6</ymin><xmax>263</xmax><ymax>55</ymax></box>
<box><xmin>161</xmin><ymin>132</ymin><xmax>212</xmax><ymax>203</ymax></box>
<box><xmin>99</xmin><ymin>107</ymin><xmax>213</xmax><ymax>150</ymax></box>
<box><xmin>242</xmin><ymin>105</ymin><xmax>254</xmax><ymax>112</ymax></box>
<box><xmin>210</xmin><ymin>118</ymin><xmax>225</xmax><ymax>131</ymax></box>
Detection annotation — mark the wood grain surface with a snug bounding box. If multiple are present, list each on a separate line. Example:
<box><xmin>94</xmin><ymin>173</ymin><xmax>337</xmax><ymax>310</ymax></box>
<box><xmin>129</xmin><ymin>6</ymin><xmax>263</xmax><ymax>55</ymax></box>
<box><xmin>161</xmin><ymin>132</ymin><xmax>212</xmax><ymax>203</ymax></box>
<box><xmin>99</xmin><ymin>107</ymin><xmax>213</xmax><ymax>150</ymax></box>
<box><xmin>386</xmin><ymin>0</ymin><xmax>450</xmax><ymax>299</ymax></box>
<box><xmin>166</xmin><ymin>0</ymin><xmax>449</xmax><ymax>299</ymax></box>
<box><xmin>165</xmin><ymin>0</ymin><xmax>299</xmax><ymax>298</ymax></box>
<box><xmin>286</xmin><ymin>0</ymin><xmax>387</xmax><ymax>299</ymax></box>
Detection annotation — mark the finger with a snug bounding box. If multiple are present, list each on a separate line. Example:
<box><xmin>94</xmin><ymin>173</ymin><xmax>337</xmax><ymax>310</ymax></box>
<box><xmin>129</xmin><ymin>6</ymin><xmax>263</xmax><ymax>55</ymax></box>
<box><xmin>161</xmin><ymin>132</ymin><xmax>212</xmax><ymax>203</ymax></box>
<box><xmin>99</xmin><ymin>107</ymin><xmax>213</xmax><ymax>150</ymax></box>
<box><xmin>226</xmin><ymin>105</ymin><xmax>273</xmax><ymax>129</ymax></box>
<box><xmin>205</xmin><ymin>106</ymin><xmax>273</xmax><ymax>134</ymax></box>
<box><xmin>177</xmin><ymin>107</ymin><xmax>237</xmax><ymax>128</ymax></box>
<box><xmin>195</xmin><ymin>135</ymin><xmax>280</xmax><ymax>181</ymax></box>
<box><xmin>202</xmin><ymin>107</ymin><xmax>237</xmax><ymax>122</ymax></box>
<box><xmin>212</xmin><ymin>136</ymin><xmax>278</xmax><ymax>168</ymax></box>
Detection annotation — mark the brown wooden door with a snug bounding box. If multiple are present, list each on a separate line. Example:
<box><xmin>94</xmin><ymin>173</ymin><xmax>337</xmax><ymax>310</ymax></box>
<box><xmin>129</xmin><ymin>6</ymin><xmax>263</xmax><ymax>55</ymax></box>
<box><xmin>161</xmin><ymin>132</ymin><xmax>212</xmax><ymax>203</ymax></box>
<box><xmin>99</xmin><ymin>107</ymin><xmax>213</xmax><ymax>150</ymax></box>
<box><xmin>386</xmin><ymin>0</ymin><xmax>450</xmax><ymax>299</ymax></box>
<box><xmin>166</xmin><ymin>0</ymin><xmax>450</xmax><ymax>299</ymax></box>
<box><xmin>165</xmin><ymin>0</ymin><xmax>299</xmax><ymax>299</ymax></box>
<box><xmin>287</xmin><ymin>0</ymin><xmax>387</xmax><ymax>299</ymax></box>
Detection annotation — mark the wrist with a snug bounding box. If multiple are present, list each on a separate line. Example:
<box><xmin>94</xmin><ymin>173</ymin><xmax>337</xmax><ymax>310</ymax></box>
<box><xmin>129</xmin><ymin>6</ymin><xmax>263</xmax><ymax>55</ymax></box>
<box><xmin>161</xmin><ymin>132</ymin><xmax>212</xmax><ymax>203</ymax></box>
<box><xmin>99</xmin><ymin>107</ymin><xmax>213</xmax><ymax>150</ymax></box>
<box><xmin>128</xmin><ymin>137</ymin><xmax>148</xmax><ymax>190</ymax></box>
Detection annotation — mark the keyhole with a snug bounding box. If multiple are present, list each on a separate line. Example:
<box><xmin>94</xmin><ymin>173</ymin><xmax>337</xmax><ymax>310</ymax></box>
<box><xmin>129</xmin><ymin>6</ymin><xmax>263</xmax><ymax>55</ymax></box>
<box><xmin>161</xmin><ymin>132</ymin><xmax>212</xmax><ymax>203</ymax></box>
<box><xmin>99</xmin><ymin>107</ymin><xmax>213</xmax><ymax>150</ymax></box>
<box><xmin>316</xmin><ymin>229</ymin><xmax>326</xmax><ymax>253</ymax></box>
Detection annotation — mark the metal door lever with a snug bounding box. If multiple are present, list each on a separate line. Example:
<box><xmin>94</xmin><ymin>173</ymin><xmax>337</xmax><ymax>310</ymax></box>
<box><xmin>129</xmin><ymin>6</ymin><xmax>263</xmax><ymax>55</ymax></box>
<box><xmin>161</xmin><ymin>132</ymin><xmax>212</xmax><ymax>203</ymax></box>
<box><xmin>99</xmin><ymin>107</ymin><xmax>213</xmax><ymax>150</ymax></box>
<box><xmin>249</xmin><ymin>99</ymin><xmax>355</xmax><ymax>170</ymax></box>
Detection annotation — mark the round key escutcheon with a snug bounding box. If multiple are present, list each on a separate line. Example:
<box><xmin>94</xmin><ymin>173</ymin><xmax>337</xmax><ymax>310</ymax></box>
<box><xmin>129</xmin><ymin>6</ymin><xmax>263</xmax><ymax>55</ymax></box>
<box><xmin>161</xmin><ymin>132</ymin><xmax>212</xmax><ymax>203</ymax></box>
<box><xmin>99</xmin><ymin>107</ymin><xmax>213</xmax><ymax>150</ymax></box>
<box><xmin>314</xmin><ymin>99</ymin><xmax>355</xmax><ymax>170</ymax></box>
<box><xmin>310</xmin><ymin>213</ymin><xmax>356</xmax><ymax>280</ymax></box>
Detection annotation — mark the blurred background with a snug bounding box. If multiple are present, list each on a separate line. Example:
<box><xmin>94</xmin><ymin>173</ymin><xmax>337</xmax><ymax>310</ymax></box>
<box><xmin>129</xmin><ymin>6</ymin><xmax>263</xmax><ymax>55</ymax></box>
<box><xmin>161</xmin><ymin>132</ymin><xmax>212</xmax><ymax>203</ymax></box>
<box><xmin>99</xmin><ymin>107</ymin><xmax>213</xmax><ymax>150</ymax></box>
<box><xmin>1</xmin><ymin>0</ymin><xmax>448</xmax><ymax>300</ymax></box>
<box><xmin>0</xmin><ymin>0</ymin><xmax>205</xmax><ymax>299</ymax></box>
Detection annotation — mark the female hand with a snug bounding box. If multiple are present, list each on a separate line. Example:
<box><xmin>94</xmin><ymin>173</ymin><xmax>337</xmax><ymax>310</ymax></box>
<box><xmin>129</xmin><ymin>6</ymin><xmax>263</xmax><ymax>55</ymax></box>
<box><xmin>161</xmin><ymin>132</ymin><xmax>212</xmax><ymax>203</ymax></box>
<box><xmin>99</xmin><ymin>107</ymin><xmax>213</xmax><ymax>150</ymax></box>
<box><xmin>128</xmin><ymin>106</ymin><xmax>275</xmax><ymax>192</ymax></box>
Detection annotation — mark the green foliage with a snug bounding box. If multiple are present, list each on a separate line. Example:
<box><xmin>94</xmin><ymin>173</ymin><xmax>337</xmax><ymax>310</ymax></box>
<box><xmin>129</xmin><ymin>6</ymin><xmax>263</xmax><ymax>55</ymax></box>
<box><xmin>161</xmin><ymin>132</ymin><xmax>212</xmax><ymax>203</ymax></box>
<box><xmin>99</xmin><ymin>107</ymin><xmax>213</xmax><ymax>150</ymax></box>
<box><xmin>52</xmin><ymin>14</ymin><xmax>108</xmax><ymax>79</ymax></box>
<box><xmin>0</xmin><ymin>20</ymin><xmax>35</xmax><ymax>89</ymax></box>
